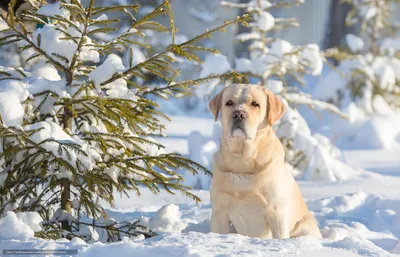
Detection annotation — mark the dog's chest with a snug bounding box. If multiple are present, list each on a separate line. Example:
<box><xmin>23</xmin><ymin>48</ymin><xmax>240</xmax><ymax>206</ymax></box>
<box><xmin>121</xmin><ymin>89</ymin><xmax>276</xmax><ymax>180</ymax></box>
<box><xmin>212</xmin><ymin>172</ymin><xmax>274</xmax><ymax>238</ymax></box>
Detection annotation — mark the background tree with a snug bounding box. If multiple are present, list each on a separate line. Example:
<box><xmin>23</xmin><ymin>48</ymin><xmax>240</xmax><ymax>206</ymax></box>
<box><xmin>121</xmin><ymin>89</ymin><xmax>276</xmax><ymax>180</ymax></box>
<box><xmin>320</xmin><ymin>0</ymin><xmax>400</xmax><ymax>114</ymax></box>
<box><xmin>0</xmin><ymin>0</ymin><xmax>248</xmax><ymax>241</ymax></box>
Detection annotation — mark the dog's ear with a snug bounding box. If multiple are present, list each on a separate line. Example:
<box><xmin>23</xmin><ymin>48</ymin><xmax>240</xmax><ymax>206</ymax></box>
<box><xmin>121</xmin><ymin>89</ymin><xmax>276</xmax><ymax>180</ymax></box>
<box><xmin>208</xmin><ymin>89</ymin><xmax>225</xmax><ymax>122</ymax></box>
<box><xmin>264</xmin><ymin>88</ymin><xmax>285</xmax><ymax>126</ymax></box>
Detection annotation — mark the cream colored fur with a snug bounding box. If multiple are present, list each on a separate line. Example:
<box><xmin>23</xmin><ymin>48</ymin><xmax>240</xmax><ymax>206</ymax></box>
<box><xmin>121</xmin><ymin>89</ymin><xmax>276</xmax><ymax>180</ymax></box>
<box><xmin>209</xmin><ymin>84</ymin><xmax>321</xmax><ymax>239</ymax></box>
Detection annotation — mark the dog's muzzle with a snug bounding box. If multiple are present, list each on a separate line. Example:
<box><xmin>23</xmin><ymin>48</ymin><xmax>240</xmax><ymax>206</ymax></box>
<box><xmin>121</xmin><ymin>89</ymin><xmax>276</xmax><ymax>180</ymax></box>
<box><xmin>231</xmin><ymin>120</ymin><xmax>247</xmax><ymax>138</ymax></box>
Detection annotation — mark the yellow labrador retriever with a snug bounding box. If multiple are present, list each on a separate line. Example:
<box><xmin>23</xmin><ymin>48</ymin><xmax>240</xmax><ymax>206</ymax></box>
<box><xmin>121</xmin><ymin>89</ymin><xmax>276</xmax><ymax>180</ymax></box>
<box><xmin>208</xmin><ymin>83</ymin><xmax>321</xmax><ymax>239</ymax></box>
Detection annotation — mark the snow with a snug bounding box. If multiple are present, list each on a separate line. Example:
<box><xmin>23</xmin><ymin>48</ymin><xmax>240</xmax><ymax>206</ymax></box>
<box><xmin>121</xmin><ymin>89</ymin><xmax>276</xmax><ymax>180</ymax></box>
<box><xmin>0</xmin><ymin>212</ymin><xmax>34</xmax><ymax>240</ymax></box>
<box><xmin>74</xmin><ymin>225</ymin><xmax>100</xmax><ymax>242</ymax></box>
<box><xmin>345</xmin><ymin>34</ymin><xmax>364</xmax><ymax>53</ymax></box>
<box><xmin>196</xmin><ymin>54</ymin><xmax>232</xmax><ymax>99</ymax></box>
<box><xmin>235</xmin><ymin>58</ymin><xmax>252</xmax><ymax>73</ymax></box>
<box><xmin>139</xmin><ymin>204</ymin><xmax>188</xmax><ymax>234</ymax></box>
<box><xmin>276</xmin><ymin>104</ymin><xmax>358</xmax><ymax>181</ymax></box>
<box><xmin>183</xmin><ymin>131</ymin><xmax>218</xmax><ymax>189</ymax></box>
<box><xmin>266</xmin><ymin>79</ymin><xmax>283</xmax><ymax>94</ymax></box>
<box><xmin>15</xmin><ymin>212</ymin><xmax>43</xmax><ymax>232</ymax></box>
<box><xmin>359</xmin><ymin>5</ymin><xmax>377</xmax><ymax>21</ymax></box>
<box><xmin>349</xmin><ymin>115</ymin><xmax>400</xmax><ymax>149</ymax></box>
<box><xmin>24</xmin><ymin>121</ymin><xmax>93</xmax><ymax>176</ymax></box>
<box><xmin>375</xmin><ymin>65</ymin><xmax>395</xmax><ymax>91</ymax></box>
<box><xmin>300</xmin><ymin>44</ymin><xmax>323</xmax><ymax>75</ymax></box>
<box><xmin>381</xmin><ymin>37</ymin><xmax>400</xmax><ymax>53</ymax></box>
<box><xmin>103</xmin><ymin>78</ymin><xmax>138</xmax><ymax>101</ymax></box>
<box><xmin>246</xmin><ymin>0</ymin><xmax>272</xmax><ymax>11</ymax></box>
<box><xmin>123</xmin><ymin>46</ymin><xmax>146</xmax><ymax>68</ymax></box>
<box><xmin>90</xmin><ymin>54</ymin><xmax>126</xmax><ymax>91</ymax></box>
<box><xmin>78</xmin><ymin>233</ymin><xmax>337</xmax><ymax>257</ymax></box>
<box><xmin>0</xmin><ymin>91</ymin><xmax>25</xmax><ymax>126</ymax></box>
<box><xmin>32</xmin><ymin>24</ymin><xmax>76</xmax><ymax>65</ymax></box>
<box><xmin>313</xmin><ymin>57</ymin><xmax>367</xmax><ymax>104</ymax></box>
<box><xmin>37</xmin><ymin>1</ymin><xmax>70</xmax><ymax>19</ymax></box>
<box><xmin>31</xmin><ymin>61</ymin><xmax>61</xmax><ymax>81</ymax></box>
<box><xmin>27</xmin><ymin>77</ymin><xmax>69</xmax><ymax>115</ymax></box>
<box><xmin>269</xmin><ymin>39</ymin><xmax>294</xmax><ymax>58</ymax></box>
<box><xmin>0</xmin><ymin>79</ymin><xmax>30</xmax><ymax>126</ymax></box>
<box><xmin>189</xmin><ymin>8</ymin><xmax>216</xmax><ymax>23</ymax></box>
<box><xmin>32</xmin><ymin>24</ymin><xmax>99</xmax><ymax>67</ymax></box>
<box><xmin>200</xmin><ymin>54</ymin><xmax>232</xmax><ymax>78</ymax></box>
<box><xmin>255</xmin><ymin>11</ymin><xmax>275</xmax><ymax>31</ymax></box>
<box><xmin>0</xmin><ymin>18</ymin><xmax>8</xmax><ymax>31</ymax></box>
<box><xmin>235</xmin><ymin>32</ymin><xmax>261</xmax><ymax>42</ymax></box>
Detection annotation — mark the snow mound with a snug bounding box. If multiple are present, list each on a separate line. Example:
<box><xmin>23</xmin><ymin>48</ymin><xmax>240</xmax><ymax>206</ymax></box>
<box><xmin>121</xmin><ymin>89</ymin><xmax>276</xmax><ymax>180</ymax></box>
<box><xmin>350</xmin><ymin>114</ymin><xmax>400</xmax><ymax>149</ymax></box>
<box><xmin>15</xmin><ymin>212</ymin><xmax>43</xmax><ymax>232</ymax></box>
<box><xmin>139</xmin><ymin>204</ymin><xmax>187</xmax><ymax>233</ymax></box>
<box><xmin>310</xmin><ymin>191</ymin><xmax>400</xmax><ymax>253</ymax></box>
<box><xmin>183</xmin><ymin>131</ymin><xmax>217</xmax><ymax>189</ymax></box>
<box><xmin>0</xmin><ymin>211</ymin><xmax>35</xmax><ymax>240</ymax></box>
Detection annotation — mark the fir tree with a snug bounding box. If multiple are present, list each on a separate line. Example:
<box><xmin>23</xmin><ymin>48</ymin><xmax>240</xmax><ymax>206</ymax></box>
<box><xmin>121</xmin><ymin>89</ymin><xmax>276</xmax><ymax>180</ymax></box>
<box><xmin>0</xmin><ymin>0</ymin><xmax>249</xmax><ymax>241</ymax></box>
<box><xmin>217</xmin><ymin>0</ymin><xmax>354</xmax><ymax>181</ymax></box>
<box><xmin>323</xmin><ymin>0</ymin><xmax>400</xmax><ymax>113</ymax></box>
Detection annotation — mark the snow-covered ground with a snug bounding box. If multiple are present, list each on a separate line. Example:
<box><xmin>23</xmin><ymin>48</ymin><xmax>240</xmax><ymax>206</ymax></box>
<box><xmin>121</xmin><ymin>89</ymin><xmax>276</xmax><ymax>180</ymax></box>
<box><xmin>1</xmin><ymin>116</ymin><xmax>400</xmax><ymax>256</ymax></box>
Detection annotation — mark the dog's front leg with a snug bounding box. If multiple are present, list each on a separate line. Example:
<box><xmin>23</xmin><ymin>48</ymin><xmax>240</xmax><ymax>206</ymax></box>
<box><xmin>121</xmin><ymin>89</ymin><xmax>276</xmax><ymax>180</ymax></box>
<box><xmin>268</xmin><ymin>210</ymin><xmax>290</xmax><ymax>239</ymax></box>
<box><xmin>211</xmin><ymin>210</ymin><xmax>230</xmax><ymax>234</ymax></box>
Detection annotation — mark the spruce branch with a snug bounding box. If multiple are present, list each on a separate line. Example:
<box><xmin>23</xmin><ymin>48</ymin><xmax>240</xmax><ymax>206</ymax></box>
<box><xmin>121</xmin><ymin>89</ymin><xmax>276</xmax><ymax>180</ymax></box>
<box><xmin>0</xmin><ymin>18</ymin><xmax>67</xmax><ymax>72</ymax></box>
<box><xmin>100</xmin><ymin>14</ymin><xmax>250</xmax><ymax>87</ymax></box>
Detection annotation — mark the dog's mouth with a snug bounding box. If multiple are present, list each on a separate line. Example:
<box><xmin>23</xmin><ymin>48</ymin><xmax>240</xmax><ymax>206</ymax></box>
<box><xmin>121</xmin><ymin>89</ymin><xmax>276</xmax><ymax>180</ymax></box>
<box><xmin>231</xmin><ymin>124</ymin><xmax>248</xmax><ymax>138</ymax></box>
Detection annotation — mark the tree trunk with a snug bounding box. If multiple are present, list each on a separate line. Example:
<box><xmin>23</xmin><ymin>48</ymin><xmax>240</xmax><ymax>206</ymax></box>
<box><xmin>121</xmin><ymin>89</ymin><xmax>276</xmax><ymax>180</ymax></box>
<box><xmin>60</xmin><ymin>178</ymin><xmax>71</xmax><ymax>231</ymax></box>
<box><xmin>61</xmin><ymin>74</ymin><xmax>73</xmax><ymax>232</ymax></box>
<box><xmin>323</xmin><ymin>0</ymin><xmax>353</xmax><ymax>50</ymax></box>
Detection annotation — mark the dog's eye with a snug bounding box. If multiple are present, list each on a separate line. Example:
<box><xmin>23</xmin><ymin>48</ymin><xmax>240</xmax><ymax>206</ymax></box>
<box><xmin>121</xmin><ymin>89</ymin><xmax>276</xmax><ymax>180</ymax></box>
<box><xmin>226</xmin><ymin>100</ymin><xmax>233</xmax><ymax>106</ymax></box>
<box><xmin>251</xmin><ymin>101</ymin><xmax>259</xmax><ymax>107</ymax></box>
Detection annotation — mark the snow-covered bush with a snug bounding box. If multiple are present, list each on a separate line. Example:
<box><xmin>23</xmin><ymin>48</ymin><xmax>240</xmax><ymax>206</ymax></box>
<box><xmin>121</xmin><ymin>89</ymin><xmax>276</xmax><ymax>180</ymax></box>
<box><xmin>0</xmin><ymin>0</ymin><xmax>248</xmax><ymax>241</ymax></box>
<box><xmin>182</xmin><ymin>130</ymin><xmax>218</xmax><ymax>189</ymax></box>
<box><xmin>204</xmin><ymin>0</ymin><xmax>357</xmax><ymax>181</ymax></box>
<box><xmin>319</xmin><ymin>0</ymin><xmax>400</xmax><ymax>115</ymax></box>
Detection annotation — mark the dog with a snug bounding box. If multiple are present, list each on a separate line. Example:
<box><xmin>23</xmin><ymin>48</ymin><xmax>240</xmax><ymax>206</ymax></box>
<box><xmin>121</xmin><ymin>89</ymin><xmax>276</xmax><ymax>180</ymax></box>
<box><xmin>208</xmin><ymin>83</ymin><xmax>321</xmax><ymax>239</ymax></box>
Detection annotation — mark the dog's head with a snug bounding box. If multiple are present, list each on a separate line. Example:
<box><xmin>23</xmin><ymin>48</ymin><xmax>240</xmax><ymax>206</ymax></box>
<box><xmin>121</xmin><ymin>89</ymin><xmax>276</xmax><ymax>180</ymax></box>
<box><xmin>209</xmin><ymin>84</ymin><xmax>285</xmax><ymax>140</ymax></box>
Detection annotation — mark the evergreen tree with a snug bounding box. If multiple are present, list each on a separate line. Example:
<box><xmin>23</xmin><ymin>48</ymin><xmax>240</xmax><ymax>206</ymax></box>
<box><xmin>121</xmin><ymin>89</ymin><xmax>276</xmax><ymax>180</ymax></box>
<box><xmin>0</xmin><ymin>0</ymin><xmax>248</xmax><ymax>241</ymax></box>
<box><xmin>217</xmin><ymin>0</ymin><xmax>355</xmax><ymax>181</ymax></box>
<box><xmin>322</xmin><ymin>0</ymin><xmax>400</xmax><ymax>113</ymax></box>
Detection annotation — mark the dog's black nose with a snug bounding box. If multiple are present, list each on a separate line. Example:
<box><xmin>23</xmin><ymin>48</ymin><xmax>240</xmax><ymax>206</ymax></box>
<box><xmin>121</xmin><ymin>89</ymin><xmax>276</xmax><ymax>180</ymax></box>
<box><xmin>232</xmin><ymin>110</ymin><xmax>246</xmax><ymax>120</ymax></box>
